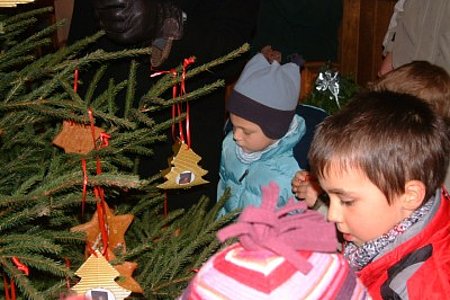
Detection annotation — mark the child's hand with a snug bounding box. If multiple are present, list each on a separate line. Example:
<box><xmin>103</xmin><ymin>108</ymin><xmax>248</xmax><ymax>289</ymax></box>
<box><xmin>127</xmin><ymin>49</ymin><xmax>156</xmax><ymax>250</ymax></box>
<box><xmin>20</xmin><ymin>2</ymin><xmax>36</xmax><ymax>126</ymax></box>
<box><xmin>291</xmin><ymin>171</ymin><xmax>323</xmax><ymax>208</ymax></box>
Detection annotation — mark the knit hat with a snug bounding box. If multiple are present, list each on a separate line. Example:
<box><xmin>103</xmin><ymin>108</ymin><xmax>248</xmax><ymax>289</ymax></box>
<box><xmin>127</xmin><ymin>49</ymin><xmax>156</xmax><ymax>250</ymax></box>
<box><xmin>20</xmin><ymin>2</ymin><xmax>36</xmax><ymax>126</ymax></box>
<box><xmin>227</xmin><ymin>53</ymin><xmax>300</xmax><ymax>140</ymax></box>
<box><xmin>179</xmin><ymin>182</ymin><xmax>369</xmax><ymax>300</ymax></box>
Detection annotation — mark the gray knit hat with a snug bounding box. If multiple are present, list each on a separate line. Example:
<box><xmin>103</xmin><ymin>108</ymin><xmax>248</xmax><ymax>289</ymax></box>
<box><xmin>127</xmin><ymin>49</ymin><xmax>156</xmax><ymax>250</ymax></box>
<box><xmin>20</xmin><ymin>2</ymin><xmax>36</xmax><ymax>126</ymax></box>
<box><xmin>227</xmin><ymin>53</ymin><xmax>300</xmax><ymax>139</ymax></box>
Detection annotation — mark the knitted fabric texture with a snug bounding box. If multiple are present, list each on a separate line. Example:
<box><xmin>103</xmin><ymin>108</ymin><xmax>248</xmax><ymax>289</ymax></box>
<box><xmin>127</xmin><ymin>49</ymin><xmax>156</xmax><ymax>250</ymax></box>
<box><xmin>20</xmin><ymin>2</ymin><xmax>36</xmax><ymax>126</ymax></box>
<box><xmin>227</xmin><ymin>53</ymin><xmax>300</xmax><ymax>139</ymax></box>
<box><xmin>179</xmin><ymin>182</ymin><xmax>370</xmax><ymax>299</ymax></box>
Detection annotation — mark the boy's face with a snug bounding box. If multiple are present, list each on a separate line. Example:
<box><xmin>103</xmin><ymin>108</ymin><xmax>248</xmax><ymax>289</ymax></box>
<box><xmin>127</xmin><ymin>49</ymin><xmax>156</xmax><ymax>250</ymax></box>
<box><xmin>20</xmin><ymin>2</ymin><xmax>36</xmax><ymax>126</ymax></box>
<box><xmin>319</xmin><ymin>162</ymin><xmax>408</xmax><ymax>247</ymax></box>
<box><xmin>230</xmin><ymin>113</ymin><xmax>275</xmax><ymax>153</ymax></box>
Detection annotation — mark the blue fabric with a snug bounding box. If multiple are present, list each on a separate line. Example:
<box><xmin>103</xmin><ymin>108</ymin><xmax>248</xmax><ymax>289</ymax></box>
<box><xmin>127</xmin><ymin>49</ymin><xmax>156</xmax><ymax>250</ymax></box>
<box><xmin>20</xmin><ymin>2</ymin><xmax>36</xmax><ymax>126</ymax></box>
<box><xmin>217</xmin><ymin>115</ymin><xmax>306</xmax><ymax>217</ymax></box>
<box><xmin>293</xmin><ymin>104</ymin><xmax>328</xmax><ymax>170</ymax></box>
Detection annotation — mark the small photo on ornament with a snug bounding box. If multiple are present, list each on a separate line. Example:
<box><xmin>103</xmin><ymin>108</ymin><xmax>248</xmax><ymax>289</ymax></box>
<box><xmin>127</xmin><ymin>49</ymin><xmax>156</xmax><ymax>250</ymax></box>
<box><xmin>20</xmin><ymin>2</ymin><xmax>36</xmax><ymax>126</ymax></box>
<box><xmin>177</xmin><ymin>171</ymin><xmax>195</xmax><ymax>185</ymax></box>
<box><xmin>86</xmin><ymin>288</ymin><xmax>114</xmax><ymax>300</ymax></box>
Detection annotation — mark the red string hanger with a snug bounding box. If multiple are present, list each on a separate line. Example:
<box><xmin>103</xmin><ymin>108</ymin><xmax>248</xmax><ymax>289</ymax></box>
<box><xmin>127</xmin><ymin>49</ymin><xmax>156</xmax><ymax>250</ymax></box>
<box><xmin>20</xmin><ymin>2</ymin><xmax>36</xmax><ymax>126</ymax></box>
<box><xmin>3</xmin><ymin>257</ymin><xmax>30</xmax><ymax>300</ymax></box>
<box><xmin>151</xmin><ymin>57</ymin><xmax>209</xmax><ymax>213</ymax></box>
<box><xmin>73</xmin><ymin>68</ymin><xmax>111</xmax><ymax>260</ymax></box>
<box><xmin>151</xmin><ymin>57</ymin><xmax>195</xmax><ymax>146</ymax></box>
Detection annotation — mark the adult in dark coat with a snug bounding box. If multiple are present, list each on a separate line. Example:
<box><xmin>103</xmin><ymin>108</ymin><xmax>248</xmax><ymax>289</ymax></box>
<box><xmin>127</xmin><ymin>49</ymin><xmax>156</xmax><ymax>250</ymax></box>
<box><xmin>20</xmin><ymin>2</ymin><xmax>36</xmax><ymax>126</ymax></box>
<box><xmin>68</xmin><ymin>0</ymin><xmax>260</xmax><ymax>209</ymax></box>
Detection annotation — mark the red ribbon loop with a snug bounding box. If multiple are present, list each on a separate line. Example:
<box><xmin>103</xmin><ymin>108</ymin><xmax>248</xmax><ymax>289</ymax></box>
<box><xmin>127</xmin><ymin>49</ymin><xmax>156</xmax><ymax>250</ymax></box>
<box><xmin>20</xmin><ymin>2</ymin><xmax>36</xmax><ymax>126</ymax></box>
<box><xmin>11</xmin><ymin>257</ymin><xmax>29</xmax><ymax>276</ymax></box>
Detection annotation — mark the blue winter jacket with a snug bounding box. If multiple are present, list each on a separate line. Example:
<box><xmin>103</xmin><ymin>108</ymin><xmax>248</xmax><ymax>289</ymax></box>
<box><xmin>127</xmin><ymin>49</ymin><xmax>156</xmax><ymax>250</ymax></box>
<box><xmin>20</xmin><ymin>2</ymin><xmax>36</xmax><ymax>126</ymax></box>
<box><xmin>217</xmin><ymin>115</ymin><xmax>306</xmax><ymax>216</ymax></box>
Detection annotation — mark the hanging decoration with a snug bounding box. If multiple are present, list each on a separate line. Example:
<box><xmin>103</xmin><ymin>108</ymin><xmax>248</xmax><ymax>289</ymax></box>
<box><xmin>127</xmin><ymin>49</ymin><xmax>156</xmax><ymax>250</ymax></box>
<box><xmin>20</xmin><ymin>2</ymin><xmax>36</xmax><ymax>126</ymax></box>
<box><xmin>52</xmin><ymin>121</ymin><xmax>104</xmax><ymax>154</ymax></box>
<box><xmin>157</xmin><ymin>140</ymin><xmax>209</xmax><ymax>189</ymax></box>
<box><xmin>70</xmin><ymin>202</ymin><xmax>134</xmax><ymax>256</ymax></box>
<box><xmin>0</xmin><ymin>0</ymin><xmax>35</xmax><ymax>7</ymax></box>
<box><xmin>315</xmin><ymin>69</ymin><xmax>341</xmax><ymax>109</ymax></box>
<box><xmin>71</xmin><ymin>250</ymin><xmax>132</xmax><ymax>300</ymax></box>
<box><xmin>58</xmin><ymin>69</ymin><xmax>143</xmax><ymax>294</ymax></box>
<box><xmin>154</xmin><ymin>57</ymin><xmax>209</xmax><ymax>192</ymax></box>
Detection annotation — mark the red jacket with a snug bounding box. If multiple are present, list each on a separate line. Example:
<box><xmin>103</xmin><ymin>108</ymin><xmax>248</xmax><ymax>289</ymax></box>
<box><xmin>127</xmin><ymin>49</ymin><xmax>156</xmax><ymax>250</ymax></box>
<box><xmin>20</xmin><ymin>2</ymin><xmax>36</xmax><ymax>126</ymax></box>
<box><xmin>357</xmin><ymin>189</ymin><xmax>450</xmax><ymax>299</ymax></box>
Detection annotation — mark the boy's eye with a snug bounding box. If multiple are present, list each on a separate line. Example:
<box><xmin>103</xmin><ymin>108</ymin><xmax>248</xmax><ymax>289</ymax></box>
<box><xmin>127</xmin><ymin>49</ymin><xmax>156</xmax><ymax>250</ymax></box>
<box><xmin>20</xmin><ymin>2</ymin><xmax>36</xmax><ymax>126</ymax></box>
<box><xmin>339</xmin><ymin>198</ymin><xmax>354</xmax><ymax>206</ymax></box>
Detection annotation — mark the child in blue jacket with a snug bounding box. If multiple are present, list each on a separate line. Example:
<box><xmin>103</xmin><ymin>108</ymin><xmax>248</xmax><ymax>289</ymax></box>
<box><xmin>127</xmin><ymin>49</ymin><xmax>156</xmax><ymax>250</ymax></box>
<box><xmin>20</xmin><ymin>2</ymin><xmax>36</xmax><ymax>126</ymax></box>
<box><xmin>217</xmin><ymin>53</ymin><xmax>305</xmax><ymax>216</ymax></box>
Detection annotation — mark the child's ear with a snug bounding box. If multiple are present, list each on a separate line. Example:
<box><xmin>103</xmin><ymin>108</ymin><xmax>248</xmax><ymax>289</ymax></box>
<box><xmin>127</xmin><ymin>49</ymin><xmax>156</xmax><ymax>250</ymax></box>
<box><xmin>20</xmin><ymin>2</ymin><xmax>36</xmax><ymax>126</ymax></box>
<box><xmin>401</xmin><ymin>180</ymin><xmax>426</xmax><ymax>211</ymax></box>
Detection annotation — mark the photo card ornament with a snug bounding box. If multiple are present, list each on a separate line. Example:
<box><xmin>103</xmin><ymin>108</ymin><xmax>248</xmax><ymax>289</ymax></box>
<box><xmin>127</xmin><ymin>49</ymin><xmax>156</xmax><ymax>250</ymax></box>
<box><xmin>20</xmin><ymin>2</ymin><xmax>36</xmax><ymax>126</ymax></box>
<box><xmin>71</xmin><ymin>250</ymin><xmax>132</xmax><ymax>300</ymax></box>
<box><xmin>157</xmin><ymin>140</ymin><xmax>208</xmax><ymax>189</ymax></box>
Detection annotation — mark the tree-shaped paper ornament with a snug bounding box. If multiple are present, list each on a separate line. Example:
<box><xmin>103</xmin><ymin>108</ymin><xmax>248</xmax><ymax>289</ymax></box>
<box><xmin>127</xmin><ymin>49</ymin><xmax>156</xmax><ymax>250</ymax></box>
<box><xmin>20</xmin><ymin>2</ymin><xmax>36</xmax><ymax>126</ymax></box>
<box><xmin>71</xmin><ymin>250</ymin><xmax>131</xmax><ymax>300</ymax></box>
<box><xmin>0</xmin><ymin>0</ymin><xmax>35</xmax><ymax>7</ymax></box>
<box><xmin>157</xmin><ymin>140</ymin><xmax>209</xmax><ymax>189</ymax></box>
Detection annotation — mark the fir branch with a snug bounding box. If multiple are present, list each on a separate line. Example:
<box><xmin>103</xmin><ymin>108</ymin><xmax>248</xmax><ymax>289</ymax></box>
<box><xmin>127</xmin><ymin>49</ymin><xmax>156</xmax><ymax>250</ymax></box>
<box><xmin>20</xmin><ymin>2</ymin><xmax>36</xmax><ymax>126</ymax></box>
<box><xmin>145</xmin><ymin>43</ymin><xmax>248</xmax><ymax>99</ymax></box>
<box><xmin>1</xmin><ymin>258</ymin><xmax>45</xmax><ymax>300</ymax></box>
<box><xmin>3</xmin><ymin>254</ymin><xmax>71</xmax><ymax>278</ymax></box>
<box><xmin>124</xmin><ymin>60</ymin><xmax>138</xmax><ymax>119</ymax></box>
<box><xmin>0</xmin><ymin>236</ymin><xmax>62</xmax><ymax>256</ymax></box>
<box><xmin>140</xmin><ymin>80</ymin><xmax>224</xmax><ymax>112</ymax></box>
<box><xmin>85</xmin><ymin>64</ymin><xmax>108</xmax><ymax>106</ymax></box>
<box><xmin>185</xmin><ymin>43</ymin><xmax>250</xmax><ymax>80</ymax></box>
<box><xmin>0</xmin><ymin>54</ymin><xmax>34</xmax><ymax>70</ymax></box>
<box><xmin>1</xmin><ymin>7</ymin><xmax>53</xmax><ymax>26</ymax></box>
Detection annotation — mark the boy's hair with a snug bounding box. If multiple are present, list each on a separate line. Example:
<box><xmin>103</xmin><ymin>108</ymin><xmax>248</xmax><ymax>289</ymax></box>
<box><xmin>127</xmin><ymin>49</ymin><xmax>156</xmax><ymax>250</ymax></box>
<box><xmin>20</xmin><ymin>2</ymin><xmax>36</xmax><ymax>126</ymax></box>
<box><xmin>309</xmin><ymin>91</ymin><xmax>450</xmax><ymax>203</ymax></box>
<box><xmin>369</xmin><ymin>61</ymin><xmax>450</xmax><ymax>122</ymax></box>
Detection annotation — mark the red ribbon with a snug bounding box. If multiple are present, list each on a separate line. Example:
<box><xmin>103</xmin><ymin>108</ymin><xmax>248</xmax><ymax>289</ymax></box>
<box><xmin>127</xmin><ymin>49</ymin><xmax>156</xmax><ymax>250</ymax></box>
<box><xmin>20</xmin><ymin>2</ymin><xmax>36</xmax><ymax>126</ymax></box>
<box><xmin>151</xmin><ymin>58</ymin><xmax>195</xmax><ymax>217</ymax></box>
<box><xmin>64</xmin><ymin>257</ymin><xmax>71</xmax><ymax>289</ymax></box>
<box><xmin>81</xmin><ymin>159</ymin><xmax>88</xmax><ymax>217</ymax></box>
<box><xmin>72</xmin><ymin>69</ymin><xmax>91</xmax><ymax>218</ymax></box>
<box><xmin>11</xmin><ymin>257</ymin><xmax>29</xmax><ymax>276</ymax></box>
<box><xmin>73</xmin><ymin>68</ymin><xmax>79</xmax><ymax>94</ymax></box>
<box><xmin>150</xmin><ymin>57</ymin><xmax>196</xmax><ymax>147</ymax></box>
<box><xmin>3</xmin><ymin>275</ymin><xmax>13</xmax><ymax>300</ymax></box>
<box><xmin>3</xmin><ymin>257</ymin><xmax>29</xmax><ymax>300</ymax></box>
<box><xmin>180</xmin><ymin>57</ymin><xmax>195</xmax><ymax>148</ymax></box>
<box><xmin>72</xmin><ymin>69</ymin><xmax>111</xmax><ymax>259</ymax></box>
<box><xmin>87</xmin><ymin>108</ymin><xmax>110</xmax><ymax>260</ymax></box>
<box><xmin>73</xmin><ymin>69</ymin><xmax>111</xmax><ymax>259</ymax></box>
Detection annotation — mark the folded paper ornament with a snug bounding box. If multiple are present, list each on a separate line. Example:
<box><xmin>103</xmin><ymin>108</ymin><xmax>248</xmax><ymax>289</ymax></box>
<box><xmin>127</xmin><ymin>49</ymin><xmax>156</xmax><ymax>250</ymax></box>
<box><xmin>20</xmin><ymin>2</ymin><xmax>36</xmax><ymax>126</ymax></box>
<box><xmin>157</xmin><ymin>141</ymin><xmax>208</xmax><ymax>189</ymax></box>
<box><xmin>71</xmin><ymin>250</ymin><xmax>131</xmax><ymax>300</ymax></box>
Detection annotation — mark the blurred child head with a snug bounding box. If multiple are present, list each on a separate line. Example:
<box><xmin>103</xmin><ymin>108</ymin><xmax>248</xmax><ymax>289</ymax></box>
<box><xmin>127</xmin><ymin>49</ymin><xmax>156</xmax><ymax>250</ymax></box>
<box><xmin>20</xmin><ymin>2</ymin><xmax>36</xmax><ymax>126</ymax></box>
<box><xmin>180</xmin><ymin>182</ymin><xmax>369</xmax><ymax>299</ymax></box>
<box><xmin>226</xmin><ymin>53</ymin><xmax>300</xmax><ymax>152</ymax></box>
<box><xmin>308</xmin><ymin>91</ymin><xmax>449</xmax><ymax>246</ymax></box>
<box><xmin>369</xmin><ymin>60</ymin><xmax>450</xmax><ymax>123</ymax></box>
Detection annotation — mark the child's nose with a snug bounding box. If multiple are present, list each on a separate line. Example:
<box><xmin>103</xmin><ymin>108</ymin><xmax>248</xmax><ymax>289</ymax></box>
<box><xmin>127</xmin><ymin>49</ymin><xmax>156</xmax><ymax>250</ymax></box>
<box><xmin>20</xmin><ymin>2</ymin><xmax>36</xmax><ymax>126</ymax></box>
<box><xmin>327</xmin><ymin>197</ymin><xmax>342</xmax><ymax>223</ymax></box>
<box><xmin>233</xmin><ymin>130</ymin><xmax>241</xmax><ymax>141</ymax></box>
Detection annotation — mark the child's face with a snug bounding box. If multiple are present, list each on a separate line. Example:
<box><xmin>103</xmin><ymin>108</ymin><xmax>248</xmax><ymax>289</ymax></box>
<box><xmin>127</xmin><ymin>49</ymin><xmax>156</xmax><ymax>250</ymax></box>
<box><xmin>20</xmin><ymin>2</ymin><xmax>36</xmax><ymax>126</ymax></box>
<box><xmin>230</xmin><ymin>113</ymin><xmax>275</xmax><ymax>153</ymax></box>
<box><xmin>319</xmin><ymin>162</ymin><xmax>408</xmax><ymax>247</ymax></box>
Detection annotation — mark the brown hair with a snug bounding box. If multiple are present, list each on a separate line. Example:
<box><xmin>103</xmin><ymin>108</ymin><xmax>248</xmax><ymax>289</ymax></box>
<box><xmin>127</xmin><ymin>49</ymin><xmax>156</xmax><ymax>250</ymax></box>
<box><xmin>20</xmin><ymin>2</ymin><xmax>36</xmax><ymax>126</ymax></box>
<box><xmin>309</xmin><ymin>91</ymin><xmax>450</xmax><ymax>203</ymax></box>
<box><xmin>369</xmin><ymin>61</ymin><xmax>450</xmax><ymax>122</ymax></box>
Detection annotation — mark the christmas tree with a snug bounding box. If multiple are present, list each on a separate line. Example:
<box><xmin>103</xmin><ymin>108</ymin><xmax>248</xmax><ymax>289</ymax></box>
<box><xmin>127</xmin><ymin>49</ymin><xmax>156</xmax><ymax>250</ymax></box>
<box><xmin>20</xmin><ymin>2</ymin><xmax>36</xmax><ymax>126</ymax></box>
<box><xmin>0</xmin><ymin>7</ymin><xmax>242</xmax><ymax>299</ymax></box>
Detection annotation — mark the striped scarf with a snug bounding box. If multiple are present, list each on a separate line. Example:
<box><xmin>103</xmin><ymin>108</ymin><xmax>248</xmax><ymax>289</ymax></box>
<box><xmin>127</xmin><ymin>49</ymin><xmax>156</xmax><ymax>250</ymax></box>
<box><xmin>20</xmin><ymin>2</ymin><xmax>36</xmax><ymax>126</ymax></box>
<box><xmin>344</xmin><ymin>197</ymin><xmax>434</xmax><ymax>271</ymax></box>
